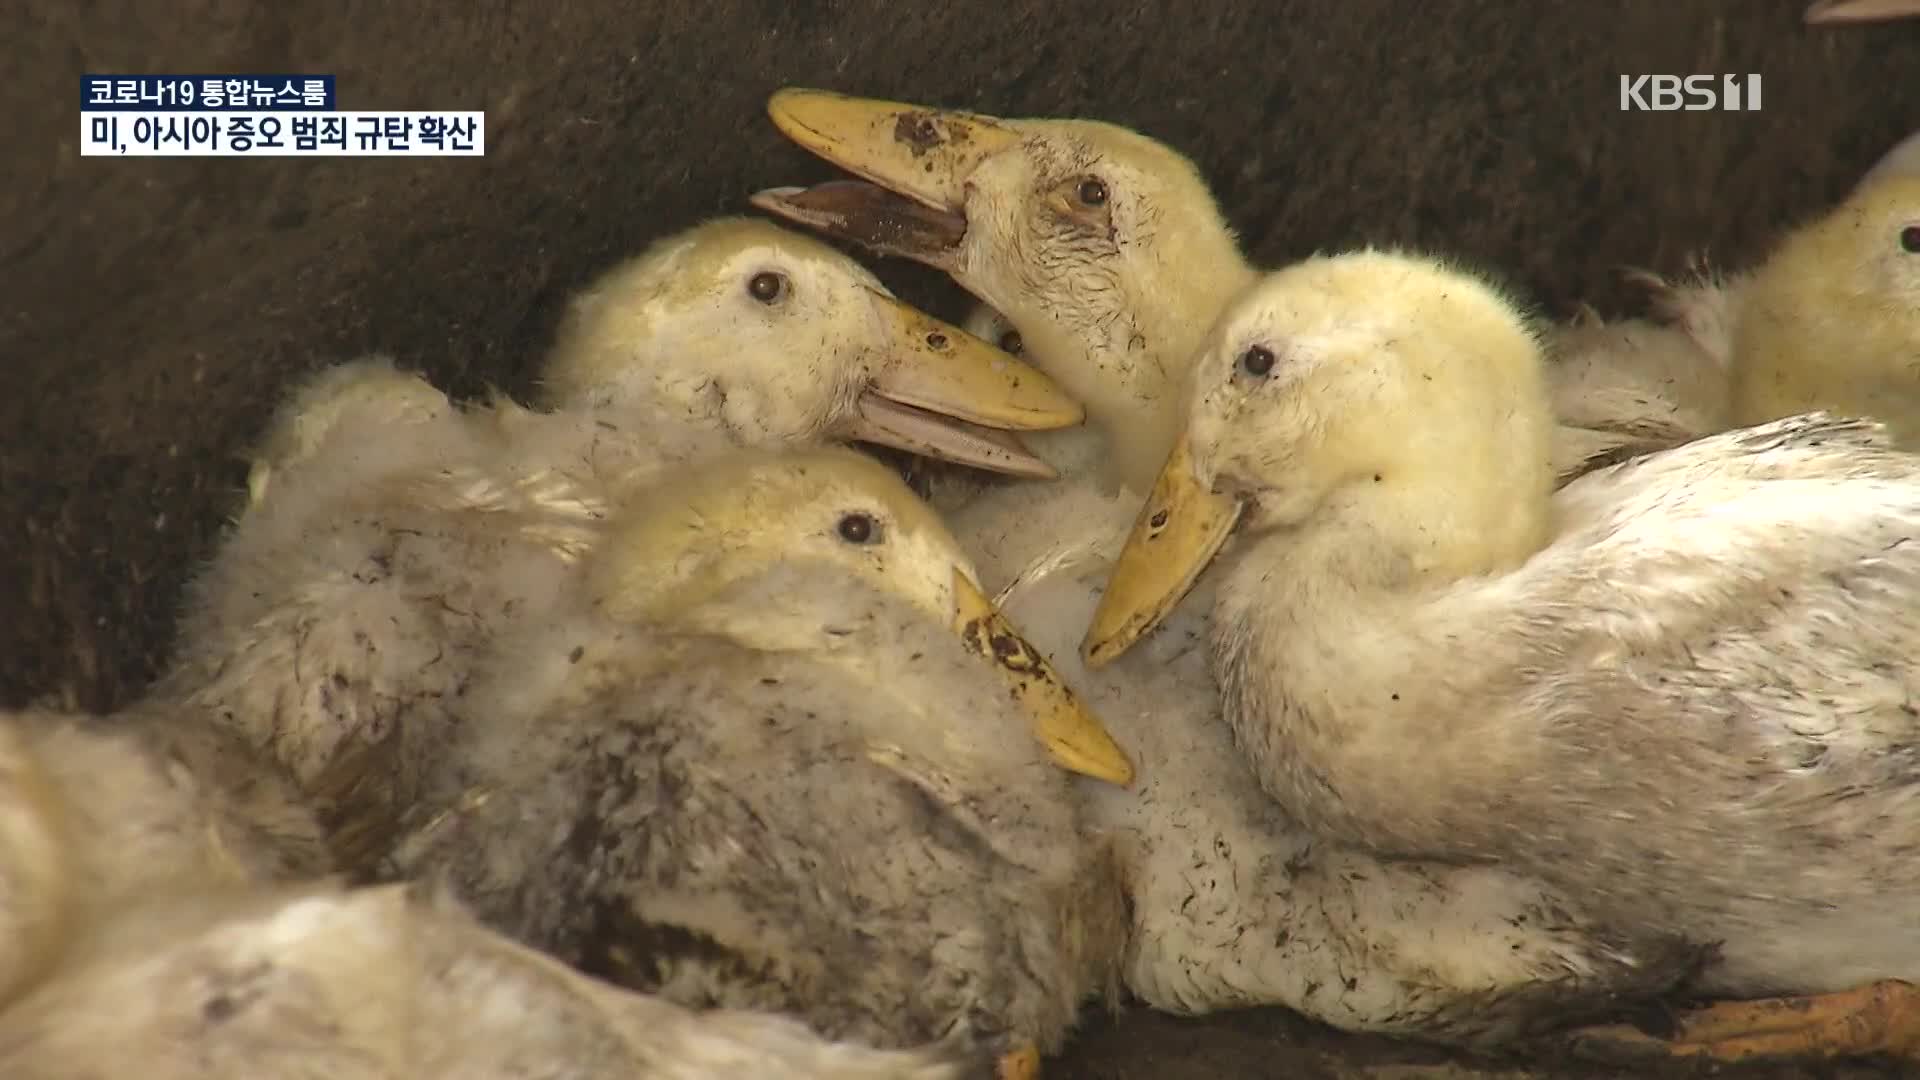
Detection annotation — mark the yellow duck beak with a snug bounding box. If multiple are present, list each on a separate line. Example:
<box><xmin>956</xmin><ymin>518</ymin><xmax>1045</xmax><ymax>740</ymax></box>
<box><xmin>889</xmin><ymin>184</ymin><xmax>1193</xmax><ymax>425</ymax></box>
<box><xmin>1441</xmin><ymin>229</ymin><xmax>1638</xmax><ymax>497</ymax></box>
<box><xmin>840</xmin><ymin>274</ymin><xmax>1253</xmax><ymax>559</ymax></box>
<box><xmin>1805</xmin><ymin>0</ymin><xmax>1920</xmax><ymax>22</ymax></box>
<box><xmin>844</xmin><ymin>289</ymin><xmax>1079</xmax><ymax>480</ymax></box>
<box><xmin>949</xmin><ymin>568</ymin><xmax>1134</xmax><ymax>787</ymax></box>
<box><xmin>1081</xmin><ymin>434</ymin><xmax>1242</xmax><ymax>669</ymax></box>
<box><xmin>751</xmin><ymin>88</ymin><xmax>1024</xmax><ymax>273</ymax></box>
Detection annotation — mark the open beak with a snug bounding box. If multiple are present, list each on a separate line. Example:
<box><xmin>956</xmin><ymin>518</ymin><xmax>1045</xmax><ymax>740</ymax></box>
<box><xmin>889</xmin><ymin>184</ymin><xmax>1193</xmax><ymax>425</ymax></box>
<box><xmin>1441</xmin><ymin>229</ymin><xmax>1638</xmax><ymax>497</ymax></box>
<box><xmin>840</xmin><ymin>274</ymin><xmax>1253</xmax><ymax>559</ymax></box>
<box><xmin>1081</xmin><ymin>434</ymin><xmax>1242</xmax><ymax>669</ymax></box>
<box><xmin>949</xmin><ymin>567</ymin><xmax>1135</xmax><ymax>787</ymax></box>
<box><xmin>750</xmin><ymin>88</ymin><xmax>1023</xmax><ymax>271</ymax></box>
<box><xmin>1805</xmin><ymin>0</ymin><xmax>1920</xmax><ymax>22</ymax></box>
<box><xmin>839</xmin><ymin>287</ymin><xmax>1079</xmax><ymax>479</ymax></box>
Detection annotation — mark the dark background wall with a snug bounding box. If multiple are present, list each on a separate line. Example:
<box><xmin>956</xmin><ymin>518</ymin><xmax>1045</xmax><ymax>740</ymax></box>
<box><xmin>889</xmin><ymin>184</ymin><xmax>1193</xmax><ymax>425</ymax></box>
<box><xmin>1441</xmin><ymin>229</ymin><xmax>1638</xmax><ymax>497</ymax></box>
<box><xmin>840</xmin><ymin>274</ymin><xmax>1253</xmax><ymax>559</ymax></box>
<box><xmin>3</xmin><ymin>5</ymin><xmax>1916</xmax><ymax>1075</ymax></box>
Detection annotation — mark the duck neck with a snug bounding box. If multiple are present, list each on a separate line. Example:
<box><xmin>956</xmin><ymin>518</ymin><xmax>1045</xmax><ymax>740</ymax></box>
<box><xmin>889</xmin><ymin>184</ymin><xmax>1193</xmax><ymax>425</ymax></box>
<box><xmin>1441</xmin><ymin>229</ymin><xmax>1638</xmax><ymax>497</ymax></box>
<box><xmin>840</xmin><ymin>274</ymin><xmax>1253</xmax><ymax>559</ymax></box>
<box><xmin>1006</xmin><ymin>252</ymin><xmax>1259</xmax><ymax>492</ymax></box>
<box><xmin>1209</xmin><ymin>466</ymin><xmax>1554</xmax><ymax>858</ymax></box>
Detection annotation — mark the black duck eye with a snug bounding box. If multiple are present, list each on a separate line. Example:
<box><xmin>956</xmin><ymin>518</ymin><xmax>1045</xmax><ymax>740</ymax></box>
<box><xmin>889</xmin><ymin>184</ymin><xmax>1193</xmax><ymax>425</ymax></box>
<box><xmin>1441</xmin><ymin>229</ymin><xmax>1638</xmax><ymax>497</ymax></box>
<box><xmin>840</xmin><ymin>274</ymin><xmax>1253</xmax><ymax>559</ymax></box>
<box><xmin>1239</xmin><ymin>345</ymin><xmax>1276</xmax><ymax>378</ymax></box>
<box><xmin>1901</xmin><ymin>224</ymin><xmax>1920</xmax><ymax>255</ymax></box>
<box><xmin>998</xmin><ymin>329</ymin><xmax>1024</xmax><ymax>356</ymax></box>
<box><xmin>836</xmin><ymin>511</ymin><xmax>878</xmax><ymax>544</ymax></box>
<box><xmin>1075</xmin><ymin>177</ymin><xmax>1108</xmax><ymax>208</ymax></box>
<box><xmin>747</xmin><ymin>271</ymin><xmax>788</xmax><ymax>304</ymax></box>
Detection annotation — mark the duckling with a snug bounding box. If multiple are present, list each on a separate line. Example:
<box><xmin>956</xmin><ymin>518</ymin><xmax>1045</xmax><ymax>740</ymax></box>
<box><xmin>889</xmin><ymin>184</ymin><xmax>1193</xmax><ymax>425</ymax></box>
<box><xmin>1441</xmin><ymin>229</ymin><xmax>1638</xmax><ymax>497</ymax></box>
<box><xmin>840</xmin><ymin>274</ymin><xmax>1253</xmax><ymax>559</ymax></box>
<box><xmin>914</xmin><ymin>314</ymin><xmax>1705</xmax><ymax>1048</ymax></box>
<box><xmin>1085</xmin><ymin>248</ymin><xmax>1920</xmax><ymax>1065</ymax></box>
<box><xmin>385</xmin><ymin>448</ymin><xmax>1133</xmax><ymax>1080</ymax></box>
<box><xmin>753</xmin><ymin>91</ymin><xmax>1256</xmax><ymax>495</ymax></box>
<box><xmin>0</xmin><ymin>878</ymin><xmax>973</xmax><ymax>1080</ymax></box>
<box><xmin>159</xmin><ymin>217</ymin><xmax>1085</xmax><ymax>868</ymax></box>
<box><xmin>754</xmin><ymin>96</ymin><xmax>1711</xmax><ymax>1047</ymax></box>
<box><xmin>1581</xmin><ymin>129</ymin><xmax>1920</xmax><ymax>467</ymax></box>
<box><xmin>1724</xmin><ymin>170</ymin><xmax>1920</xmax><ymax>442</ymax></box>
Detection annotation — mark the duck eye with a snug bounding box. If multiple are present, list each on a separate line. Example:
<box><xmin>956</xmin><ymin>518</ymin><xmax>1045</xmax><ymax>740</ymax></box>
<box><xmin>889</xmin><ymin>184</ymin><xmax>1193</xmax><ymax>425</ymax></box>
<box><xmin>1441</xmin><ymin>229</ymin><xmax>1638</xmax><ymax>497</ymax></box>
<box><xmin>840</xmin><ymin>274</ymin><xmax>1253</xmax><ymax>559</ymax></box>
<box><xmin>1074</xmin><ymin>177</ymin><xmax>1108</xmax><ymax>208</ymax></box>
<box><xmin>998</xmin><ymin>329</ymin><xmax>1024</xmax><ymax>356</ymax></box>
<box><xmin>747</xmin><ymin>271</ymin><xmax>788</xmax><ymax>304</ymax></box>
<box><xmin>835</xmin><ymin>511</ymin><xmax>878</xmax><ymax>544</ymax></box>
<box><xmin>1901</xmin><ymin>224</ymin><xmax>1920</xmax><ymax>255</ymax></box>
<box><xmin>1239</xmin><ymin>345</ymin><xmax>1276</xmax><ymax>377</ymax></box>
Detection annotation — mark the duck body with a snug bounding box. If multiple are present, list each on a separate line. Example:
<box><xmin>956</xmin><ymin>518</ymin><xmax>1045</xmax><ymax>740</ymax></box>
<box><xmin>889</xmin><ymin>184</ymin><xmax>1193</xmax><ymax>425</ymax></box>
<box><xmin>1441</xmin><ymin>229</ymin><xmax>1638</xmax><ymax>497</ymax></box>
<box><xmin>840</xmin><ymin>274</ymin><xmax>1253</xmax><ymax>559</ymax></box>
<box><xmin>1</xmin><ymin>646</ymin><xmax>971</xmax><ymax>1079</ymax></box>
<box><xmin>1093</xmin><ymin>249</ymin><xmax>1920</xmax><ymax>1007</ymax></box>
<box><xmin>398</xmin><ymin>574</ymin><xmax>1122</xmax><ymax>1058</ymax></box>
<box><xmin>0</xmin><ymin>879</ymin><xmax>974</xmax><ymax>1080</ymax></box>
<box><xmin>156</xmin><ymin>385</ymin><xmax>594</xmax><ymax>859</ymax></box>
<box><xmin>388</xmin><ymin>450</ymin><xmax>1130</xmax><ymax>1067</ymax></box>
<box><xmin>935</xmin><ymin>319</ymin><xmax>1700</xmax><ymax>1041</ymax></box>
<box><xmin>1215</xmin><ymin>412</ymin><xmax>1920</xmax><ymax>997</ymax></box>
<box><xmin>0</xmin><ymin>703</ymin><xmax>331</xmax><ymax>1021</ymax></box>
<box><xmin>1540</xmin><ymin>310</ymin><xmax>1730</xmax><ymax>481</ymax></box>
<box><xmin>990</xmin><ymin>557</ymin><xmax>1694</xmax><ymax>1045</ymax></box>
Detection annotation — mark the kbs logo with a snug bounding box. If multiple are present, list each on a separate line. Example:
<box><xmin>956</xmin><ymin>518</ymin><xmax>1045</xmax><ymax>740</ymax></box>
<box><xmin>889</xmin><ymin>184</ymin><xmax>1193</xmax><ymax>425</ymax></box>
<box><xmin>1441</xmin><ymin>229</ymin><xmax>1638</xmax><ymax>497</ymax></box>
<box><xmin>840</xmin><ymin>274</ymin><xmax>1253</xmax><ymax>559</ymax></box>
<box><xmin>1619</xmin><ymin>74</ymin><xmax>1763</xmax><ymax>112</ymax></box>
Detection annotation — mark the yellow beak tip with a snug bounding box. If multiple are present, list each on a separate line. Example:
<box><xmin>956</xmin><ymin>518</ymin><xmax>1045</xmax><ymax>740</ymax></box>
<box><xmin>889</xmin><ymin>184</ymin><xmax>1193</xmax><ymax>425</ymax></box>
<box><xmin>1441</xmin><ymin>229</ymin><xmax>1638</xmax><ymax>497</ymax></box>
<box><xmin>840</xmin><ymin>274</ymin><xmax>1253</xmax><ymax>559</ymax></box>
<box><xmin>1054</xmin><ymin>744</ymin><xmax>1135</xmax><ymax>788</ymax></box>
<box><xmin>767</xmin><ymin>86</ymin><xmax>823</xmax><ymax>114</ymax></box>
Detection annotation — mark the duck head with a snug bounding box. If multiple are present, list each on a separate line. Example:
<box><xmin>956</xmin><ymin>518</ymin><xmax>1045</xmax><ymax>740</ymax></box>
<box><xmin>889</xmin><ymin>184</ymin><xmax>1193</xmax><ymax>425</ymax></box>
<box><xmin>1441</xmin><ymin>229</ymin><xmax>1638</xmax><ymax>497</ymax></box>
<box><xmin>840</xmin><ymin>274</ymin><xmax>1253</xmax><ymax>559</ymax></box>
<box><xmin>1730</xmin><ymin>159</ymin><xmax>1920</xmax><ymax>443</ymax></box>
<box><xmin>1081</xmin><ymin>251</ymin><xmax>1555</xmax><ymax>666</ymax></box>
<box><xmin>541</xmin><ymin>217</ymin><xmax>1084</xmax><ymax>479</ymax></box>
<box><xmin>751</xmin><ymin>91</ymin><xmax>1255</xmax><ymax>489</ymax></box>
<box><xmin>592</xmin><ymin>447</ymin><xmax>1134</xmax><ymax>786</ymax></box>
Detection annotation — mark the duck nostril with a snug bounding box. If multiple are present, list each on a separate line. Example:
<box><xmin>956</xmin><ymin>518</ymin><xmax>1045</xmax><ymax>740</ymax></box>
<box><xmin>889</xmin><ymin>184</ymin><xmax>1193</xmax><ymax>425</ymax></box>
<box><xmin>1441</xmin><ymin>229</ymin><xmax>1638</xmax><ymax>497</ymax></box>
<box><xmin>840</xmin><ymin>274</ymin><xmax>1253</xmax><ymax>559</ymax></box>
<box><xmin>926</xmin><ymin>332</ymin><xmax>949</xmax><ymax>350</ymax></box>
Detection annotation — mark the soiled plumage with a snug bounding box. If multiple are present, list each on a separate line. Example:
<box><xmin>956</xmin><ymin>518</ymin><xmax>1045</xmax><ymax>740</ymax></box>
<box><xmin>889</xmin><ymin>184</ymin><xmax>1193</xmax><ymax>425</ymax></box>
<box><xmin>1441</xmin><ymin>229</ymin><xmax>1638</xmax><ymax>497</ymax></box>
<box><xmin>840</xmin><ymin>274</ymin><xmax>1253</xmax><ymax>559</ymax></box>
<box><xmin>1539</xmin><ymin>304</ymin><xmax>1730</xmax><ymax>482</ymax></box>
<box><xmin>6</xmin><ymin>885</ymin><xmax>978</xmax><ymax>1080</ymax></box>
<box><xmin>156</xmin><ymin>218</ymin><xmax>1080</xmax><ymax>870</ymax></box>
<box><xmin>0</xmin><ymin>700</ymin><xmax>967</xmax><ymax>1078</ymax></box>
<box><xmin>989</xmin><ymin>551</ymin><xmax>1693</xmax><ymax>1047</ymax></box>
<box><xmin>385</xmin><ymin>449</ymin><xmax>1130</xmax><ymax>1070</ymax></box>
<box><xmin>1088</xmin><ymin>249</ymin><xmax>1920</xmax><ymax>1062</ymax></box>
<box><xmin>0</xmin><ymin>707</ymin><xmax>327</xmax><ymax>1008</ymax></box>
<box><xmin>0</xmin><ymin>877</ymin><xmax>973</xmax><ymax>1080</ymax></box>
<box><xmin>755</xmin><ymin>90</ymin><xmax>1701</xmax><ymax>1050</ymax></box>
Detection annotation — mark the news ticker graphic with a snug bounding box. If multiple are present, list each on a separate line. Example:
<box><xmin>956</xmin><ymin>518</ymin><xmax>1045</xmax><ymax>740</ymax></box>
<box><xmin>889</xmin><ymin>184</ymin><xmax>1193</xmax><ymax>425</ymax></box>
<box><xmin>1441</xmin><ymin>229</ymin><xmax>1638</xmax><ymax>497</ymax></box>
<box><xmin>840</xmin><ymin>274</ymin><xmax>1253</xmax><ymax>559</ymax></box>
<box><xmin>81</xmin><ymin>74</ymin><xmax>485</xmax><ymax>157</ymax></box>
